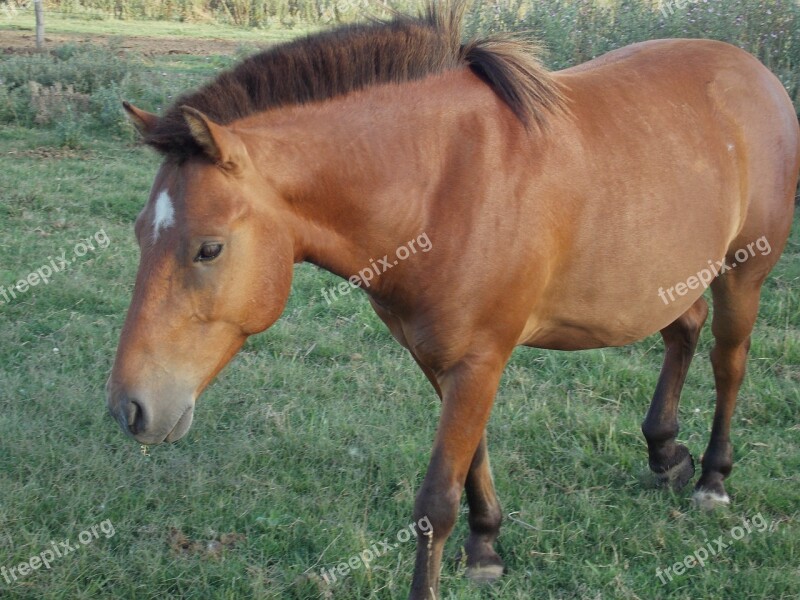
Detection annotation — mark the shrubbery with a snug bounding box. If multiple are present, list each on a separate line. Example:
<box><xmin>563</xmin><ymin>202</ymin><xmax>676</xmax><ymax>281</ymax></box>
<box><xmin>0</xmin><ymin>42</ymin><xmax>197</xmax><ymax>145</ymax></box>
<box><xmin>467</xmin><ymin>0</ymin><xmax>799</xmax><ymax>106</ymax></box>
<box><xmin>0</xmin><ymin>0</ymin><xmax>798</xmax><ymax>147</ymax></box>
<box><xmin>0</xmin><ymin>43</ymin><xmax>135</xmax><ymax>137</ymax></box>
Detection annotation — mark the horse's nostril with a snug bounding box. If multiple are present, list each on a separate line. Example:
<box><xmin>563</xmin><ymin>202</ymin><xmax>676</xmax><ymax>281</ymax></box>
<box><xmin>126</xmin><ymin>398</ymin><xmax>145</xmax><ymax>435</ymax></box>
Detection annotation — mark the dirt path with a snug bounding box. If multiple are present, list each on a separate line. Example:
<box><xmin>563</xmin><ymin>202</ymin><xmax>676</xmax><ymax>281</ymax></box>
<box><xmin>0</xmin><ymin>29</ymin><xmax>266</xmax><ymax>56</ymax></box>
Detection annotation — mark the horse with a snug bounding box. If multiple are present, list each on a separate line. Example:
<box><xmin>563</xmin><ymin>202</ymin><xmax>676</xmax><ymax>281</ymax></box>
<box><xmin>107</xmin><ymin>1</ymin><xmax>800</xmax><ymax>597</ymax></box>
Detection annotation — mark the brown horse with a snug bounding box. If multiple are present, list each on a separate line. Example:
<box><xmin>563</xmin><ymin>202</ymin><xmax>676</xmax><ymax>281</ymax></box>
<box><xmin>107</xmin><ymin>1</ymin><xmax>800</xmax><ymax>597</ymax></box>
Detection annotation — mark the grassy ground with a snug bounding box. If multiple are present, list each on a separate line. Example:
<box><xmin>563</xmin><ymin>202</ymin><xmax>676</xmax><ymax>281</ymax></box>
<box><xmin>1</xmin><ymin>15</ymin><xmax>799</xmax><ymax>600</ymax></box>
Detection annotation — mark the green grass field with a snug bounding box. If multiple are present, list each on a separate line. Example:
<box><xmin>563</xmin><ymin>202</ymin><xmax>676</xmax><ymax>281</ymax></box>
<box><xmin>1</xmin><ymin>6</ymin><xmax>799</xmax><ymax>600</ymax></box>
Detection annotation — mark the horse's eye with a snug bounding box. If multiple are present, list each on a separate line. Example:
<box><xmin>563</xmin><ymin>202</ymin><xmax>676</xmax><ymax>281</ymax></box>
<box><xmin>194</xmin><ymin>243</ymin><xmax>224</xmax><ymax>263</ymax></box>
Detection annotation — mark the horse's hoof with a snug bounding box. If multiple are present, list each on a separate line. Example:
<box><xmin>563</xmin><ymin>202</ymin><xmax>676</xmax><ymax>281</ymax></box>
<box><xmin>457</xmin><ymin>543</ymin><xmax>505</xmax><ymax>585</ymax></box>
<box><xmin>692</xmin><ymin>488</ymin><xmax>731</xmax><ymax>510</ymax></box>
<box><xmin>653</xmin><ymin>447</ymin><xmax>695</xmax><ymax>491</ymax></box>
<box><xmin>465</xmin><ymin>563</ymin><xmax>504</xmax><ymax>584</ymax></box>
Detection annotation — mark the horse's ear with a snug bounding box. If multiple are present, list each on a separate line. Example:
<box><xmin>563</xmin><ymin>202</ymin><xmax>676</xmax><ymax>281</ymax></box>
<box><xmin>122</xmin><ymin>101</ymin><xmax>158</xmax><ymax>136</ymax></box>
<box><xmin>180</xmin><ymin>106</ymin><xmax>247</xmax><ymax>170</ymax></box>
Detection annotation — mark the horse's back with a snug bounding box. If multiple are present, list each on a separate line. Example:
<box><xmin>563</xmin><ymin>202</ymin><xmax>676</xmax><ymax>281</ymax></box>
<box><xmin>557</xmin><ymin>39</ymin><xmax>799</xmax><ymax>202</ymax></box>
<box><xmin>517</xmin><ymin>40</ymin><xmax>798</xmax><ymax>350</ymax></box>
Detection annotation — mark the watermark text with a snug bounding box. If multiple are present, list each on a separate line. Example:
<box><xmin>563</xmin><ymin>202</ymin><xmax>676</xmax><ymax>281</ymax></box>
<box><xmin>0</xmin><ymin>229</ymin><xmax>111</xmax><ymax>308</ymax></box>
<box><xmin>319</xmin><ymin>516</ymin><xmax>432</xmax><ymax>586</ymax></box>
<box><xmin>321</xmin><ymin>232</ymin><xmax>432</xmax><ymax>305</ymax></box>
<box><xmin>656</xmin><ymin>512</ymin><xmax>778</xmax><ymax>585</ymax></box>
<box><xmin>1</xmin><ymin>519</ymin><xmax>115</xmax><ymax>585</ymax></box>
<box><xmin>658</xmin><ymin>236</ymin><xmax>771</xmax><ymax>305</ymax></box>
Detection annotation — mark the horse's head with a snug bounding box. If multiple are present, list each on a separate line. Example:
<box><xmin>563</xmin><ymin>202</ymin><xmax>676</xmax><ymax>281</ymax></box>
<box><xmin>107</xmin><ymin>104</ymin><xmax>295</xmax><ymax>444</ymax></box>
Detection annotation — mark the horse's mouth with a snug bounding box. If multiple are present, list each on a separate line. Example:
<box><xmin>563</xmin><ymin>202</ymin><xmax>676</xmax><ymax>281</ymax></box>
<box><xmin>163</xmin><ymin>405</ymin><xmax>195</xmax><ymax>443</ymax></box>
<box><xmin>129</xmin><ymin>404</ymin><xmax>195</xmax><ymax>445</ymax></box>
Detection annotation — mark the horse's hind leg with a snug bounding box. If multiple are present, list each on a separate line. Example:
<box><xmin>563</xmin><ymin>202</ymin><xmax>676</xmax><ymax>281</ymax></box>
<box><xmin>642</xmin><ymin>297</ymin><xmax>709</xmax><ymax>490</ymax></box>
<box><xmin>692</xmin><ymin>268</ymin><xmax>768</xmax><ymax>508</ymax></box>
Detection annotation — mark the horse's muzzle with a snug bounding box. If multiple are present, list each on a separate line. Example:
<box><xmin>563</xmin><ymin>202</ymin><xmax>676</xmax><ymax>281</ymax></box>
<box><xmin>106</xmin><ymin>377</ymin><xmax>195</xmax><ymax>444</ymax></box>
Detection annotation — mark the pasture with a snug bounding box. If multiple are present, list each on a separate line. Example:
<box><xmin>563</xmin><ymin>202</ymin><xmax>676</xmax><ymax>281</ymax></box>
<box><xmin>1</xmin><ymin>1</ymin><xmax>799</xmax><ymax>598</ymax></box>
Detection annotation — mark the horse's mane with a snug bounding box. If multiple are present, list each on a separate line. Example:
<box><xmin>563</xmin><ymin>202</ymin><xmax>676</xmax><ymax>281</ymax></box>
<box><xmin>146</xmin><ymin>0</ymin><xmax>565</xmax><ymax>157</ymax></box>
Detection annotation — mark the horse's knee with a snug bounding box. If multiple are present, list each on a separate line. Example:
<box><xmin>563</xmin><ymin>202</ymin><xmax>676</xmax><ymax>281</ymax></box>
<box><xmin>414</xmin><ymin>482</ymin><xmax>461</xmax><ymax>539</ymax></box>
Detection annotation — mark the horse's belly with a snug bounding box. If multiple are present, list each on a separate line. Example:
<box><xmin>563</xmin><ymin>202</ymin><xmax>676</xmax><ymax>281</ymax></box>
<box><xmin>517</xmin><ymin>237</ymin><xmax>729</xmax><ymax>351</ymax></box>
<box><xmin>519</xmin><ymin>296</ymin><xmax>701</xmax><ymax>350</ymax></box>
<box><xmin>515</xmin><ymin>158</ymin><xmax>740</xmax><ymax>350</ymax></box>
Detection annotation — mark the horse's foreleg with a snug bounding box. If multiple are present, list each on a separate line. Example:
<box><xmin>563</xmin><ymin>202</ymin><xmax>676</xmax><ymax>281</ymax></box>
<box><xmin>409</xmin><ymin>355</ymin><xmax>506</xmax><ymax>600</ymax></box>
<box><xmin>410</xmin><ymin>357</ymin><xmax>503</xmax><ymax>582</ymax></box>
<box><xmin>461</xmin><ymin>432</ymin><xmax>504</xmax><ymax>581</ymax></box>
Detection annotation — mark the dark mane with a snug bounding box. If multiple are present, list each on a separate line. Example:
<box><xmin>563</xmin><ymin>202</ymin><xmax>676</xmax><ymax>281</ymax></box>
<box><xmin>146</xmin><ymin>0</ymin><xmax>565</xmax><ymax>157</ymax></box>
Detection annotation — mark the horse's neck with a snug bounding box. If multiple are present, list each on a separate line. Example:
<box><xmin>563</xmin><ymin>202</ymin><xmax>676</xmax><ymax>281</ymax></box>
<box><xmin>247</xmin><ymin>69</ymin><xmax>508</xmax><ymax>298</ymax></box>
<box><xmin>253</xmin><ymin>97</ymin><xmax>446</xmax><ymax>290</ymax></box>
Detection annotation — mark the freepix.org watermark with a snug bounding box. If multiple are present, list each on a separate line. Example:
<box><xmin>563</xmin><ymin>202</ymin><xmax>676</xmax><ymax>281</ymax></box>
<box><xmin>0</xmin><ymin>229</ymin><xmax>111</xmax><ymax>307</ymax></box>
<box><xmin>655</xmin><ymin>513</ymin><xmax>778</xmax><ymax>585</ymax></box>
<box><xmin>319</xmin><ymin>516</ymin><xmax>432</xmax><ymax>586</ymax></box>
<box><xmin>321</xmin><ymin>232</ymin><xmax>432</xmax><ymax>305</ymax></box>
<box><xmin>658</xmin><ymin>236</ymin><xmax>771</xmax><ymax>305</ymax></box>
<box><xmin>1</xmin><ymin>519</ymin><xmax>115</xmax><ymax>585</ymax></box>
<box><xmin>659</xmin><ymin>0</ymin><xmax>700</xmax><ymax>18</ymax></box>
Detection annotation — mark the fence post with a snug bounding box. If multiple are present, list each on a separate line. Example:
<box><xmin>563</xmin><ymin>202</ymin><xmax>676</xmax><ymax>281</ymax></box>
<box><xmin>34</xmin><ymin>0</ymin><xmax>45</xmax><ymax>50</ymax></box>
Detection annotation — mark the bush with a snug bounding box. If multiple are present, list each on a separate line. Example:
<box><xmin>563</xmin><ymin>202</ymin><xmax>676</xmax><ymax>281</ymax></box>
<box><xmin>54</xmin><ymin>105</ymin><xmax>90</xmax><ymax>149</ymax></box>
<box><xmin>0</xmin><ymin>42</ymin><xmax>138</xmax><ymax>134</ymax></box>
<box><xmin>463</xmin><ymin>0</ymin><xmax>799</xmax><ymax>112</ymax></box>
<box><xmin>2</xmin><ymin>0</ymin><xmax>797</xmax><ymax>143</ymax></box>
<box><xmin>0</xmin><ymin>42</ymin><xmax>155</xmax><ymax>140</ymax></box>
<box><xmin>0</xmin><ymin>42</ymin><xmax>134</xmax><ymax>93</ymax></box>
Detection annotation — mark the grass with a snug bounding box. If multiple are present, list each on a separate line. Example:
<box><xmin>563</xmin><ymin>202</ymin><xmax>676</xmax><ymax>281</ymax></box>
<box><xmin>1</xmin><ymin>10</ymin><xmax>799</xmax><ymax>600</ymax></box>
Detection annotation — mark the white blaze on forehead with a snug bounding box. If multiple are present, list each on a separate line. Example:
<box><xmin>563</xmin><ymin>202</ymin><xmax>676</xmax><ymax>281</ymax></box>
<box><xmin>152</xmin><ymin>190</ymin><xmax>175</xmax><ymax>241</ymax></box>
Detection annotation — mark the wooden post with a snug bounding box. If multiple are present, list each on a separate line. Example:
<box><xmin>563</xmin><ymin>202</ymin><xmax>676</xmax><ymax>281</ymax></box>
<box><xmin>34</xmin><ymin>0</ymin><xmax>44</xmax><ymax>51</ymax></box>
